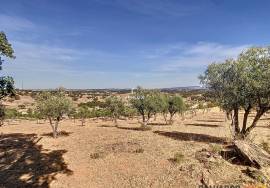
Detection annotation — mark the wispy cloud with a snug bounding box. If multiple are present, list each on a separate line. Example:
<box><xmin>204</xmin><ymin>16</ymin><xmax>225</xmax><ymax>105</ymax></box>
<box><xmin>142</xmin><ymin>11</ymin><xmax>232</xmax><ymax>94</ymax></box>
<box><xmin>95</xmin><ymin>0</ymin><xmax>201</xmax><ymax>17</ymax></box>
<box><xmin>143</xmin><ymin>42</ymin><xmax>250</xmax><ymax>72</ymax></box>
<box><xmin>0</xmin><ymin>14</ymin><xmax>35</xmax><ymax>32</ymax></box>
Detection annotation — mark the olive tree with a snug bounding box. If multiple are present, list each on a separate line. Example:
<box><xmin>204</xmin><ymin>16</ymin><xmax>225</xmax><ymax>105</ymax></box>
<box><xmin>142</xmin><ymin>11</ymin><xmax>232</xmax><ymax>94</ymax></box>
<box><xmin>36</xmin><ymin>91</ymin><xmax>73</xmax><ymax>138</ymax></box>
<box><xmin>166</xmin><ymin>95</ymin><xmax>186</xmax><ymax>124</ymax></box>
<box><xmin>200</xmin><ymin>47</ymin><xmax>270</xmax><ymax>138</ymax></box>
<box><xmin>77</xmin><ymin>106</ymin><xmax>91</xmax><ymax>126</ymax></box>
<box><xmin>160</xmin><ymin>94</ymin><xmax>186</xmax><ymax>124</ymax></box>
<box><xmin>130</xmin><ymin>86</ymin><xmax>162</xmax><ymax>127</ymax></box>
<box><xmin>105</xmin><ymin>96</ymin><xmax>125</xmax><ymax>126</ymax></box>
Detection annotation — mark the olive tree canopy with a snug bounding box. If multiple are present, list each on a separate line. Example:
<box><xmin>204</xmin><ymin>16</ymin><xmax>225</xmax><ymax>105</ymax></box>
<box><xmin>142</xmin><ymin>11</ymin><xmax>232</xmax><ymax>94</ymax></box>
<box><xmin>36</xmin><ymin>91</ymin><xmax>73</xmax><ymax>138</ymax></box>
<box><xmin>200</xmin><ymin>47</ymin><xmax>270</xmax><ymax>138</ymax></box>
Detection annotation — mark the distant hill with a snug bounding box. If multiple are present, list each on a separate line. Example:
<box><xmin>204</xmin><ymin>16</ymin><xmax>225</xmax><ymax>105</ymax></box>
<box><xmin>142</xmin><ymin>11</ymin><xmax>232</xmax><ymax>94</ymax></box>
<box><xmin>17</xmin><ymin>86</ymin><xmax>205</xmax><ymax>93</ymax></box>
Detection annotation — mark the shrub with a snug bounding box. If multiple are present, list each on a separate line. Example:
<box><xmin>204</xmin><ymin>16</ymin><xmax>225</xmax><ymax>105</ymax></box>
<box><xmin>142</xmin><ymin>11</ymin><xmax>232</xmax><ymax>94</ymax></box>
<box><xmin>18</xmin><ymin>104</ymin><xmax>26</xmax><ymax>109</ymax></box>
<box><xmin>260</xmin><ymin>141</ymin><xmax>270</xmax><ymax>154</ymax></box>
<box><xmin>90</xmin><ymin>152</ymin><xmax>106</xmax><ymax>159</ymax></box>
<box><xmin>209</xmin><ymin>144</ymin><xmax>223</xmax><ymax>154</ymax></box>
<box><xmin>134</xmin><ymin>148</ymin><xmax>144</xmax><ymax>153</ymax></box>
<box><xmin>5</xmin><ymin>108</ymin><xmax>20</xmax><ymax>119</ymax></box>
<box><xmin>171</xmin><ymin>152</ymin><xmax>185</xmax><ymax>164</ymax></box>
<box><xmin>14</xmin><ymin>95</ymin><xmax>20</xmax><ymax>100</ymax></box>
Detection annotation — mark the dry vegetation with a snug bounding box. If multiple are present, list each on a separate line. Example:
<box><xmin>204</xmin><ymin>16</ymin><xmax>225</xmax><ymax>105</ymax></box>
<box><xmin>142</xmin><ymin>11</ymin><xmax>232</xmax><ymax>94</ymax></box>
<box><xmin>1</xmin><ymin>92</ymin><xmax>270</xmax><ymax>188</ymax></box>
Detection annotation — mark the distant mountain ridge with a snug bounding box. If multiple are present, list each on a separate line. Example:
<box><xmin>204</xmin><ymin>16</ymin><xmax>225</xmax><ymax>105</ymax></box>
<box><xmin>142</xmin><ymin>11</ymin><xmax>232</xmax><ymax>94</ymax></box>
<box><xmin>17</xmin><ymin>86</ymin><xmax>205</xmax><ymax>92</ymax></box>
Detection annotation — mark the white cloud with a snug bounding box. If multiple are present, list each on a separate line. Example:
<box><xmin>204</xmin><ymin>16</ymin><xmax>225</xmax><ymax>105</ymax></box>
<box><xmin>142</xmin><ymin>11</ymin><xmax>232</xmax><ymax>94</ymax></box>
<box><xmin>0</xmin><ymin>14</ymin><xmax>35</xmax><ymax>31</ymax></box>
<box><xmin>146</xmin><ymin>42</ymin><xmax>250</xmax><ymax>72</ymax></box>
<box><xmin>94</xmin><ymin>0</ymin><xmax>200</xmax><ymax>17</ymax></box>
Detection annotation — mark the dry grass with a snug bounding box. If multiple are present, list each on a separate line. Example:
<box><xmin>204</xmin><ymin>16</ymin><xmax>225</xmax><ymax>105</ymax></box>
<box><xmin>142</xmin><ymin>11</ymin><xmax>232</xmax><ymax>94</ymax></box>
<box><xmin>0</xmin><ymin>109</ymin><xmax>269</xmax><ymax>187</ymax></box>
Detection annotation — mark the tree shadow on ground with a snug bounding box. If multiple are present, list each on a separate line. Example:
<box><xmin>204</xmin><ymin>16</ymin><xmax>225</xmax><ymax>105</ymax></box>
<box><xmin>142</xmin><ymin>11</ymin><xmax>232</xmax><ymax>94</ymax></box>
<box><xmin>0</xmin><ymin>133</ymin><xmax>73</xmax><ymax>188</ymax></box>
<box><xmin>99</xmin><ymin>125</ymin><xmax>115</xmax><ymax>128</ymax></box>
<box><xmin>148</xmin><ymin>122</ymin><xmax>168</xmax><ymax>126</ymax></box>
<box><xmin>41</xmin><ymin>131</ymin><xmax>73</xmax><ymax>137</ymax></box>
<box><xmin>208</xmin><ymin>117</ymin><xmax>224</xmax><ymax>120</ymax></box>
<box><xmin>185</xmin><ymin>123</ymin><xmax>220</xmax><ymax>128</ymax></box>
<box><xmin>153</xmin><ymin>131</ymin><xmax>226</xmax><ymax>144</ymax></box>
<box><xmin>197</xmin><ymin>119</ymin><xmax>224</xmax><ymax>123</ymax></box>
<box><xmin>117</xmin><ymin>126</ymin><xmax>148</xmax><ymax>131</ymax></box>
<box><xmin>260</xmin><ymin>117</ymin><xmax>270</xmax><ymax>121</ymax></box>
<box><xmin>257</xmin><ymin>125</ymin><xmax>270</xmax><ymax>129</ymax></box>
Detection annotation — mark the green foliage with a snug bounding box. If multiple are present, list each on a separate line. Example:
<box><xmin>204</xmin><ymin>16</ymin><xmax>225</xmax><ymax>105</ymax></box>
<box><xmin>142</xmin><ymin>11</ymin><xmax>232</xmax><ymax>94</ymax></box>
<box><xmin>105</xmin><ymin>96</ymin><xmax>125</xmax><ymax>126</ymax></box>
<box><xmin>0</xmin><ymin>32</ymin><xmax>15</xmax><ymax>99</ymax></box>
<box><xmin>168</xmin><ymin>95</ymin><xmax>185</xmax><ymax>117</ymax></box>
<box><xmin>78</xmin><ymin>100</ymin><xmax>106</xmax><ymax>108</ymax></box>
<box><xmin>77</xmin><ymin>106</ymin><xmax>91</xmax><ymax>126</ymax></box>
<box><xmin>130</xmin><ymin>86</ymin><xmax>163</xmax><ymax>126</ymax></box>
<box><xmin>36</xmin><ymin>91</ymin><xmax>73</xmax><ymax>121</ymax></box>
<box><xmin>0</xmin><ymin>31</ymin><xmax>15</xmax><ymax>60</ymax></box>
<box><xmin>123</xmin><ymin>105</ymin><xmax>137</xmax><ymax>119</ymax></box>
<box><xmin>200</xmin><ymin>47</ymin><xmax>270</xmax><ymax>138</ymax></box>
<box><xmin>5</xmin><ymin>108</ymin><xmax>20</xmax><ymax>119</ymax></box>
<box><xmin>36</xmin><ymin>91</ymin><xmax>73</xmax><ymax>138</ymax></box>
<box><xmin>160</xmin><ymin>94</ymin><xmax>186</xmax><ymax>124</ymax></box>
<box><xmin>0</xmin><ymin>76</ymin><xmax>15</xmax><ymax>99</ymax></box>
<box><xmin>92</xmin><ymin>108</ymin><xmax>110</xmax><ymax>118</ymax></box>
<box><xmin>68</xmin><ymin>107</ymin><xmax>77</xmax><ymax>120</ymax></box>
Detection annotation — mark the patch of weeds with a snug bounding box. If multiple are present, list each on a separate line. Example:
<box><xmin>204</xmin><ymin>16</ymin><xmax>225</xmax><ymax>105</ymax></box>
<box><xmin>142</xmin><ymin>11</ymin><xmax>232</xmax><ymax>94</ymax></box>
<box><xmin>140</xmin><ymin>125</ymin><xmax>152</xmax><ymax>131</ymax></box>
<box><xmin>90</xmin><ymin>152</ymin><xmax>106</xmax><ymax>159</ymax></box>
<box><xmin>171</xmin><ymin>152</ymin><xmax>185</xmax><ymax>164</ymax></box>
<box><xmin>134</xmin><ymin>148</ymin><xmax>144</xmax><ymax>153</ymax></box>
<box><xmin>209</xmin><ymin>144</ymin><xmax>223</xmax><ymax>154</ymax></box>
<box><xmin>260</xmin><ymin>141</ymin><xmax>270</xmax><ymax>154</ymax></box>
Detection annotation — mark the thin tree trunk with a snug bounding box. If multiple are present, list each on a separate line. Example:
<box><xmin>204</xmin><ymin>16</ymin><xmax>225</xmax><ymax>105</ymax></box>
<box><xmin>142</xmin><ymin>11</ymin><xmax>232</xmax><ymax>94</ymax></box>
<box><xmin>142</xmin><ymin>113</ymin><xmax>145</xmax><ymax>123</ymax></box>
<box><xmin>114</xmin><ymin>117</ymin><xmax>118</xmax><ymax>127</ymax></box>
<box><xmin>232</xmin><ymin>108</ymin><xmax>240</xmax><ymax>135</ymax></box>
<box><xmin>53</xmin><ymin>120</ymin><xmax>59</xmax><ymax>138</ymax></box>
<box><xmin>163</xmin><ymin>113</ymin><xmax>168</xmax><ymax>125</ymax></box>
<box><xmin>48</xmin><ymin>118</ymin><xmax>56</xmax><ymax>138</ymax></box>
<box><xmin>81</xmin><ymin>118</ymin><xmax>85</xmax><ymax>126</ymax></box>
<box><xmin>244</xmin><ymin>109</ymin><xmax>265</xmax><ymax>136</ymax></box>
<box><xmin>169</xmin><ymin>112</ymin><xmax>175</xmax><ymax>125</ymax></box>
<box><xmin>241</xmin><ymin>106</ymin><xmax>251</xmax><ymax>134</ymax></box>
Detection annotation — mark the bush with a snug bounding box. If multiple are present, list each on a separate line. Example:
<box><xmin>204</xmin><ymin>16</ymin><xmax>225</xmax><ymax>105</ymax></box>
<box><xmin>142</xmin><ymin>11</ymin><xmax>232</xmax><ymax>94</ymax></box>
<box><xmin>18</xmin><ymin>104</ymin><xmax>26</xmax><ymax>109</ymax></box>
<box><xmin>209</xmin><ymin>144</ymin><xmax>223</xmax><ymax>154</ymax></box>
<box><xmin>90</xmin><ymin>152</ymin><xmax>106</xmax><ymax>159</ymax></box>
<box><xmin>171</xmin><ymin>152</ymin><xmax>185</xmax><ymax>164</ymax></box>
<box><xmin>5</xmin><ymin>108</ymin><xmax>20</xmax><ymax>119</ymax></box>
<box><xmin>14</xmin><ymin>95</ymin><xmax>20</xmax><ymax>100</ymax></box>
<box><xmin>260</xmin><ymin>141</ymin><xmax>270</xmax><ymax>154</ymax></box>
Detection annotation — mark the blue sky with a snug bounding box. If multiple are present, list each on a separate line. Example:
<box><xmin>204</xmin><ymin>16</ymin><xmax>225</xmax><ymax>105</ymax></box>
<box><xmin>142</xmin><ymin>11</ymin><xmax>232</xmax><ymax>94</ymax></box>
<box><xmin>0</xmin><ymin>0</ymin><xmax>270</xmax><ymax>89</ymax></box>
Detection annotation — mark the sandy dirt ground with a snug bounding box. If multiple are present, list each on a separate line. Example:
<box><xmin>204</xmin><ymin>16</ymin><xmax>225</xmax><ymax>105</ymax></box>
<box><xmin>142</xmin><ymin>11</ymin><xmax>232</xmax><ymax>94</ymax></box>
<box><xmin>0</xmin><ymin>109</ymin><xmax>269</xmax><ymax>188</ymax></box>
